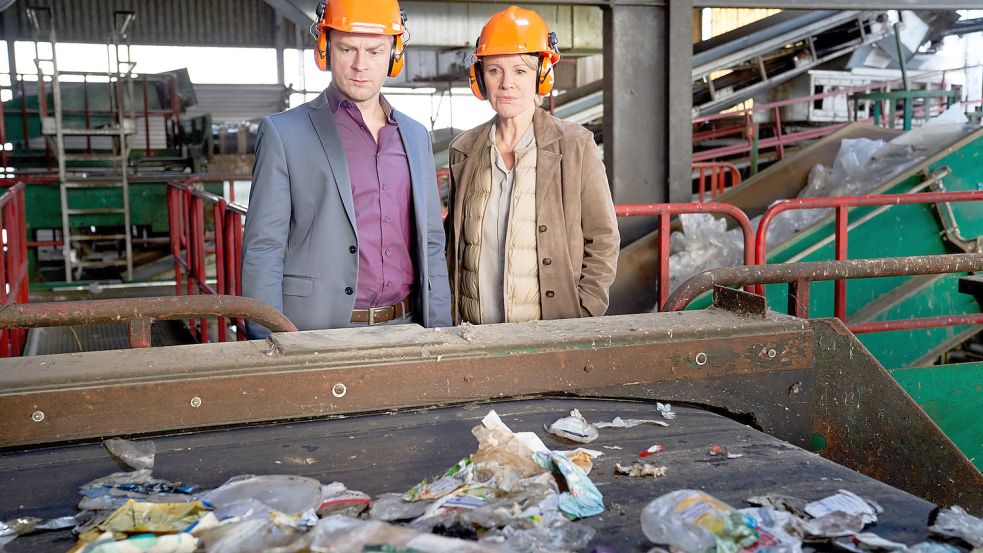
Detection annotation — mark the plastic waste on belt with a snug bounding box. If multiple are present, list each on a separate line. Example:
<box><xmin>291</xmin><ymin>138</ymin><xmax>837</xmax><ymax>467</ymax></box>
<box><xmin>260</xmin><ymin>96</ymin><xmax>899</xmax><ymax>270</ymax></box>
<box><xmin>546</xmin><ymin>408</ymin><xmax>600</xmax><ymax>443</ymax></box>
<box><xmin>593</xmin><ymin>416</ymin><xmax>670</xmax><ymax>429</ymax></box>
<box><xmin>928</xmin><ymin>506</ymin><xmax>983</xmax><ymax>548</ymax></box>
<box><xmin>103</xmin><ymin>437</ymin><xmax>156</xmax><ymax>472</ymax></box>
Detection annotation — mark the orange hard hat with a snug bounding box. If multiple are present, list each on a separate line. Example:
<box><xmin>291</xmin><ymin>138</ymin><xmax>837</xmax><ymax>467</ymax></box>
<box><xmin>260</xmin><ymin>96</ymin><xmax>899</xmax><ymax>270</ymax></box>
<box><xmin>316</xmin><ymin>0</ymin><xmax>405</xmax><ymax>35</ymax></box>
<box><xmin>312</xmin><ymin>0</ymin><xmax>408</xmax><ymax>76</ymax></box>
<box><xmin>474</xmin><ymin>6</ymin><xmax>559</xmax><ymax>64</ymax></box>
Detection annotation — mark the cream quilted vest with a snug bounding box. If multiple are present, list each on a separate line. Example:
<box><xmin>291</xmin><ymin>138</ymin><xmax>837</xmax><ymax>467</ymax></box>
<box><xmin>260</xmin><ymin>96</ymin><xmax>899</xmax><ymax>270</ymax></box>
<box><xmin>459</xmin><ymin>137</ymin><xmax>540</xmax><ymax>324</ymax></box>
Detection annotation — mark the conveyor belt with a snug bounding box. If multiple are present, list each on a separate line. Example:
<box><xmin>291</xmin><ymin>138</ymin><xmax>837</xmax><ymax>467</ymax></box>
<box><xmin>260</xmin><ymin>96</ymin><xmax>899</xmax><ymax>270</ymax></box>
<box><xmin>23</xmin><ymin>320</ymin><xmax>195</xmax><ymax>356</ymax></box>
<box><xmin>0</xmin><ymin>398</ymin><xmax>938</xmax><ymax>552</ymax></box>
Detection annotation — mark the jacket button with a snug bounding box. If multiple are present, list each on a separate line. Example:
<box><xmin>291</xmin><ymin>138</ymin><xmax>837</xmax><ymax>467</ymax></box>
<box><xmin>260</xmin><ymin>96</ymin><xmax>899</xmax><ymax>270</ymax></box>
<box><xmin>543</xmin><ymin>257</ymin><xmax>552</xmax><ymax>266</ymax></box>
<box><xmin>349</xmin><ymin>245</ymin><xmax>357</xmax><ymax>254</ymax></box>
<box><xmin>545</xmin><ymin>290</ymin><xmax>555</xmax><ymax>298</ymax></box>
<box><xmin>345</xmin><ymin>287</ymin><xmax>354</xmax><ymax>295</ymax></box>
<box><xmin>538</xmin><ymin>225</ymin><xmax>547</xmax><ymax>233</ymax></box>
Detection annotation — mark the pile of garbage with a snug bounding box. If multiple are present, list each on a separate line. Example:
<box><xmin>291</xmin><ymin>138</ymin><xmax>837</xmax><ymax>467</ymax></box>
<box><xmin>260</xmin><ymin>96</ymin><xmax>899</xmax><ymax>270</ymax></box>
<box><xmin>662</xmin><ymin>104</ymin><xmax>976</xmax><ymax>309</ymax></box>
<box><xmin>0</xmin><ymin>410</ymin><xmax>613</xmax><ymax>553</ymax></box>
<box><xmin>641</xmin><ymin>488</ymin><xmax>982</xmax><ymax>553</ymax></box>
<box><xmin>2</xmin><ymin>405</ymin><xmax>981</xmax><ymax>553</ymax></box>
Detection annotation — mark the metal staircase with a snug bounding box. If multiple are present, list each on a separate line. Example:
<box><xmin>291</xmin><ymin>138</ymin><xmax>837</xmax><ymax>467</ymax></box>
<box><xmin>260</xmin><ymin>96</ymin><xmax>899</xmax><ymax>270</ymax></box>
<box><xmin>28</xmin><ymin>8</ymin><xmax>136</xmax><ymax>282</ymax></box>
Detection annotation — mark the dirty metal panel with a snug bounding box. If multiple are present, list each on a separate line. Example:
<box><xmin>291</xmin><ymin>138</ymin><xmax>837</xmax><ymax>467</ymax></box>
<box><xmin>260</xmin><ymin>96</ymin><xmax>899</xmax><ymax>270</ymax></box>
<box><xmin>0</xmin><ymin>399</ymin><xmax>938</xmax><ymax>552</ymax></box>
<box><xmin>810</xmin><ymin>319</ymin><xmax>983</xmax><ymax>513</ymax></box>
<box><xmin>0</xmin><ymin>311</ymin><xmax>813</xmax><ymax>448</ymax></box>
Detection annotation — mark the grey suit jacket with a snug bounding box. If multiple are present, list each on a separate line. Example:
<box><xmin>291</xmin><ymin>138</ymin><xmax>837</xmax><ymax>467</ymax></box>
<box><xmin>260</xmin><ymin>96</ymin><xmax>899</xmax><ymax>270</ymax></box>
<box><xmin>241</xmin><ymin>92</ymin><xmax>452</xmax><ymax>337</ymax></box>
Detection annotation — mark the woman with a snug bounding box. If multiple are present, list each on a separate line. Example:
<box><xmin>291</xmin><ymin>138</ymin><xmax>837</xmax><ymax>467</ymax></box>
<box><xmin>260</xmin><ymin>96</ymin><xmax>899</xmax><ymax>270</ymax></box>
<box><xmin>445</xmin><ymin>5</ymin><xmax>620</xmax><ymax>325</ymax></box>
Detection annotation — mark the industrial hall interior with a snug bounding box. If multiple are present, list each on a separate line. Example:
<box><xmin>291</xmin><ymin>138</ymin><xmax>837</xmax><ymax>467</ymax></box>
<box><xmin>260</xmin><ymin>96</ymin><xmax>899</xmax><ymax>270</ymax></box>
<box><xmin>1</xmin><ymin>0</ymin><xmax>983</xmax><ymax>551</ymax></box>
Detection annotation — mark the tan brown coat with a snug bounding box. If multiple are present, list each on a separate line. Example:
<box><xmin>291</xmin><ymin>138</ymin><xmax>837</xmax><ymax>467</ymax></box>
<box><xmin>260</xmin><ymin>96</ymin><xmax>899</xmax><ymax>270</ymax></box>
<box><xmin>445</xmin><ymin>108</ymin><xmax>620</xmax><ymax>324</ymax></box>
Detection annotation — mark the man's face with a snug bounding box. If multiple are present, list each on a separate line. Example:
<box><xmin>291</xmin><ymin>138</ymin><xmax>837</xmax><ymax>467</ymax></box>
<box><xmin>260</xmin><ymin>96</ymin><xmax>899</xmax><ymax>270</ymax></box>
<box><xmin>329</xmin><ymin>30</ymin><xmax>394</xmax><ymax>104</ymax></box>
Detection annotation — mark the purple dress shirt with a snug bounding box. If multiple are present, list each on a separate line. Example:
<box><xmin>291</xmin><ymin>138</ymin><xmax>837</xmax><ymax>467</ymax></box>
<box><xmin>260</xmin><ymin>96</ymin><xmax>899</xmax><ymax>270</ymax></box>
<box><xmin>326</xmin><ymin>85</ymin><xmax>414</xmax><ymax>309</ymax></box>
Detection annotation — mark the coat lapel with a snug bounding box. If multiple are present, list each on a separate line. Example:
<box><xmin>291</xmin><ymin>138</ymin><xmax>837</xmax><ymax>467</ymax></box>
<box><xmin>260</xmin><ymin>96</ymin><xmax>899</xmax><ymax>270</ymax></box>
<box><xmin>532</xmin><ymin>109</ymin><xmax>563</xmax><ymax>211</ymax></box>
<box><xmin>394</xmin><ymin>111</ymin><xmax>429</xmax><ymax>264</ymax></box>
<box><xmin>308</xmin><ymin>95</ymin><xmax>357</xmax><ymax>233</ymax></box>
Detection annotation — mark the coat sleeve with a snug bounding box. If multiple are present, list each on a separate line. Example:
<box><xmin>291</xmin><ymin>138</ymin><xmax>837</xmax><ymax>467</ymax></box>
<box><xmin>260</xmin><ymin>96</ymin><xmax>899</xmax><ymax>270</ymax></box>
<box><xmin>241</xmin><ymin>117</ymin><xmax>291</xmax><ymax>338</ymax></box>
<box><xmin>577</xmin><ymin>134</ymin><xmax>620</xmax><ymax>317</ymax></box>
<box><xmin>421</xmin><ymin>130</ymin><xmax>453</xmax><ymax>328</ymax></box>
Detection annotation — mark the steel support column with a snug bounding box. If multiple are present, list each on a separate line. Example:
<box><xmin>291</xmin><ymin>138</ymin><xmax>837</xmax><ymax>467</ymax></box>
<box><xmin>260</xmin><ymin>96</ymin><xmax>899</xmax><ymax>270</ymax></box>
<box><xmin>603</xmin><ymin>1</ymin><xmax>691</xmax><ymax>245</ymax></box>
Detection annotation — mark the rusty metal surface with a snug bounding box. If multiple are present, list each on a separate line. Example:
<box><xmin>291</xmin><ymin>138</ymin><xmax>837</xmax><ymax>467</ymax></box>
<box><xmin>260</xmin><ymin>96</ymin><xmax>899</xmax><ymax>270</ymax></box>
<box><xmin>712</xmin><ymin>285</ymin><xmax>766</xmax><ymax>319</ymax></box>
<box><xmin>664</xmin><ymin>253</ymin><xmax>983</xmax><ymax>312</ymax></box>
<box><xmin>810</xmin><ymin>318</ymin><xmax>983</xmax><ymax>512</ymax></box>
<box><xmin>0</xmin><ymin>311</ymin><xmax>812</xmax><ymax>448</ymax></box>
<box><xmin>0</xmin><ymin>296</ymin><xmax>296</xmax><ymax>348</ymax></box>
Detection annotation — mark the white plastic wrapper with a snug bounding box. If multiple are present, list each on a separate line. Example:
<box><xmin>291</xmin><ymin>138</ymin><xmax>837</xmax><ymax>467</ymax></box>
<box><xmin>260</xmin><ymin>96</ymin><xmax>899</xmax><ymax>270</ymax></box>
<box><xmin>928</xmin><ymin>505</ymin><xmax>983</xmax><ymax>547</ymax></box>
<box><xmin>545</xmin><ymin>409</ymin><xmax>599</xmax><ymax>444</ymax></box>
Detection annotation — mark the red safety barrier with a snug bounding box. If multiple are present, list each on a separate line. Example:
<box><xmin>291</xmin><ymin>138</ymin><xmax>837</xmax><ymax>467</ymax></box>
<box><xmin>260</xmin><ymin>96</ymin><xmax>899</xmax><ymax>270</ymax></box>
<box><xmin>754</xmin><ymin>189</ymin><xmax>983</xmax><ymax>320</ymax></box>
<box><xmin>0</xmin><ymin>181</ymin><xmax>29</xmax><ymax>357</ymax></box>
<box><xmin>615</xmin><ymin>202</ymin><xmax>755</xmax><ymax>311</ymax></box>
<box><xmin>693</xmin><ymin>162</ymin><xmax>741</xmax><ymax>202</ymax></box>
<box><xmin>168</xmin><ymin>176</ymin><xmax>249</xmax><ymax>343</ymax></box>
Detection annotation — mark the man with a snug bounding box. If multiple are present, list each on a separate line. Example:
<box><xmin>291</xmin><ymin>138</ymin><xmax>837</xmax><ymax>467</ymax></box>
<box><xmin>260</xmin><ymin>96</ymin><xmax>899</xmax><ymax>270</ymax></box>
<box><xmin>241</xmin><ymin>0</ymin><xmax>451</xmax><ymax>337</ymax></box>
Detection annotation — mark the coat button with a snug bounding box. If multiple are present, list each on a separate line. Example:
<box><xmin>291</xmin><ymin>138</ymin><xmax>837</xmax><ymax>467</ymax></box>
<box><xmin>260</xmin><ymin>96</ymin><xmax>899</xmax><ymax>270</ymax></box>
<box><xmin>345</xmin><ymin>287</ymin><xmax>354</xmax><ymax>295</ymax></box>
<box><xmin>545</xmin><ymin>290</ymin><xmax>555</xmax><ymax>298</ymax></box>
<box><xmin>538</xmin><ymin>225</ymin><xmax>547</xmax><ymax>233</ymax></box>
<box><xmin>543</xmin><ymin>257</ymin><xmax>552</xmax><ymax>266</ymax></box>
<box><xmin>349</xmin><ymin>245</ymin><xmax>357</xmax><ymax>254</ymax></box>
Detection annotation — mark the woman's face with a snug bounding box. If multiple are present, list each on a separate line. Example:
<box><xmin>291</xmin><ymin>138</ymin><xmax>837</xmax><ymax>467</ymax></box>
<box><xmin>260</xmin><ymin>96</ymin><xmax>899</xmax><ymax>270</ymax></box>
<box><xmin>482</xmin><ymin>54</ymin><xmax>538</xmax><ymax>119</ymax></box>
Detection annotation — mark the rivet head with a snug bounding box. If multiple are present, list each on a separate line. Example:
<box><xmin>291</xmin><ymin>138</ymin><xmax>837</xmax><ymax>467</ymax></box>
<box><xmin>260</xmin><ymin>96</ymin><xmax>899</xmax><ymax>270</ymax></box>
<box><xmin>332</xmin><ymin>383</ymin><xmax>347</xmax><ymax>398</ymax></box>
<box><xmin>464</xmin><ymin>374</ymin><xmax>475</xmax><ymax>383</ymax></box>
<box><xmin>31</xmin><ymin>410</ymin><xmax>45</xmax><ymax>422</ymax></box>
<box><xmin>695</xmin><ymin>352</ymin><xmax>708</xmax><ymax>366</ymax></box>
<box><xmin>190</xmin><ymin>396</ymin><xmax>202</xmax><ymax>408</ymax></box>
<box><xmin>583</xmin><ymin>364</ymin><xmax>593</xmax><ymax>373</ymax></box>
<box><xmin>768</xmin><ymin>349</ymin><xmax>777</xmax><ymax>359</ymax></box>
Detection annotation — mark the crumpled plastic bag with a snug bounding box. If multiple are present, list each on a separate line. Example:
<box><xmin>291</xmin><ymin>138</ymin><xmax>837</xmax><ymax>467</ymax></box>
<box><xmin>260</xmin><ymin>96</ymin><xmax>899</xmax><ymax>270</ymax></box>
<box><xmin>98</xmin><ymin>499</ymin><xmax>210</xmax><ymax>535</ymax></box>
<box><xmin>928</xmin><ymin>505</ymin><xmax>983</xmax><ymax>547</ymax></box>
<box><xmin>79</xmin><ymin>470</ymin><xmax>198</xmax><ymax>512</ymax></box>
<box><xmin>533</xmin><ymin>451</ymin><xmax>604</xmax><ymax>519</ymax></box>
<box><xmin>194</xmin><ymin>509</ymin><xmax>318</xmax><ymax>553</ymax></box>
<box><xmin>664</xmin><ymin>213</ymin><xmax>746</xmax><ymax>304</ymax></box>
<box><xmin>307</xmin><ymin>515</ymin><xmax>503</xmax><ymax>553</ymax></box>
<box><xmin>471</xmin><ymin>411</ymin><xmax>549</xmax><ymax>492</ymax></box>
<box><xmin>593</xmin><ymin>417</ymin><xmax>669</xmax><ymax>429</ymax></box>
<box><xmin>103</xmin><ymin>438</ymin><xmax>156</xmax><ymax>471</ymax></box>
<box><xmin>201</xmin><ymin>474</ymin><xmax>322</xmax><ymax>515</ymax></box>
<box><xmin>804</xmin><ymin>490</ymin><xmax>881</xmax><ymax>526</ymax></box>
<box><xmin>545</xmin><ymin>409</ymin><xmax>599</xmax><ymax>444</ymax></box>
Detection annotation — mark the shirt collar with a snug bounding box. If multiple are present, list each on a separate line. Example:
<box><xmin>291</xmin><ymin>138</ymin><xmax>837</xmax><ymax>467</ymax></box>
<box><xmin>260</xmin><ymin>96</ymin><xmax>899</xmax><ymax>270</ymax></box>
<box><xmin>325</xmin><ymin>84</ymin><xmax>398</xmax><ymax>124</ymax></box>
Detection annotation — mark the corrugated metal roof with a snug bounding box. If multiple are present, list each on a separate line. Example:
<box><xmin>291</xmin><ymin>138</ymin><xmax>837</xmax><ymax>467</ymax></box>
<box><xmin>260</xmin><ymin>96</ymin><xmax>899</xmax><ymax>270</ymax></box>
<box><xmin>1</xmin><ymin>0</ymin><xmax>296</xmax><ymax>48</ymax></box>
<box><xmin>184</xmin><ymin>83</ymin><xmax>287</xmax><ymax>124</ymax></box>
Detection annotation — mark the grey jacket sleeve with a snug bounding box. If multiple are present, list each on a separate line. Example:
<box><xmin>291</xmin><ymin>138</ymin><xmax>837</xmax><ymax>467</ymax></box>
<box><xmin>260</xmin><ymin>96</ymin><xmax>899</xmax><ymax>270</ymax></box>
<box><xmin>241</xmin><ymin>117</ymin><xmax>291</xmax><ymax>338</ymax></box>
<box><xmin>422</xmin><ymin>131</ymin><xmax>453</xmax><ymax>328</ymax></box>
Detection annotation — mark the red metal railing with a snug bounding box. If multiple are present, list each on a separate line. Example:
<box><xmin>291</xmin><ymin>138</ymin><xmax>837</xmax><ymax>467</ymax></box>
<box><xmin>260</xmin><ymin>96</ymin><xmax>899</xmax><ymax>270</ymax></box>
<box><xmin>754</xmin><ymin>189</ymin><xmax>983</xmax><ymax>320</ymax></box>
<box><xmin>0</xmin><ymin>181</ymin><xmax>29</xmax><ymax>357</ymax></box>
<box><xmin>167</xmin><ymin>175</ymin><xmax>249</xmax><ymax>343</ymax></box>
<box><xmin>663</xmin><ymin>254</ymin><xmax>983</xmax><ymax>336</ymax></box>
<box><xmin>692</xmin><ymin>64</ymin><xmax>983</xmax><ymax>164</ymax></box>
<box><xmin>693</xmin><ymin>161</ymin><xmax>742</xmax><ymax>202</ymax></box>
<box><xmin>615</xmin><ymin>202</ymin><xmax>755</xmax><ymax>311</ymax></box>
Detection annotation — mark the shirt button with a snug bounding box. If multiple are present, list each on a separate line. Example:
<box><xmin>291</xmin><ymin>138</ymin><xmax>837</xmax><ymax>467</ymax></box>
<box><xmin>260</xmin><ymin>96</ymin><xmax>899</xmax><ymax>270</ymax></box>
<box><xmin>545</xmin><ymin>290</ymin><xmax>555</xmax><ymax>298</ymax></box>
<box><xmin>349</xmin><ymin>245</ymin><xmax>357</xmax><ymax>254</ymax></box>
<box><xmin>538</xmin><ymin>225</ymin><xmax>547</xmax><ymax>233</ymax></box>
<box><xmin>345</xmin><ymin>287</ymin><xmax>354</xmax><ymax>296</ymax></box>
<box><xmin>386</xmin><ymin>281</ymin><xmax>392</xmax><ymax>287</ymax></box>
<box><xmin>543</xmin><ymin>257</ymin><xmax>552</xmax><ymax>266</ymax></box>
<box><xmin>381</xmin><ymin>184</ymin><xmax>388</xmax><ymax>191</ymax></box>
<box><xmin>384</xmin><ymin>216</ymin><xmax>390</xmax><ymax>223</ymax></box>
<box><xmin>384</xmin><ymin>249</ymin><xmax>391</xmax><ymax>256</ymax></box>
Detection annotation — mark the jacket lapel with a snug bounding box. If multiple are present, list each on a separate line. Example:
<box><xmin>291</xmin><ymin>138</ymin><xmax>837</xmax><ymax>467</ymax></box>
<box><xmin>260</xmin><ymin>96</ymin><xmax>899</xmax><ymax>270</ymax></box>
<box><xmin>532</xmin><ymin>109</ymin><xmax>563</xmax><ymax>211</ymax></box>
<box><xmin>308</xmin><ymin>95</ymin><xmax>357</xmax><ymax>233</ymax></box>
<box><xmin>394</xmin><ymin>111</ymin><xmax>429</xmax><ymax>266</ymax></box>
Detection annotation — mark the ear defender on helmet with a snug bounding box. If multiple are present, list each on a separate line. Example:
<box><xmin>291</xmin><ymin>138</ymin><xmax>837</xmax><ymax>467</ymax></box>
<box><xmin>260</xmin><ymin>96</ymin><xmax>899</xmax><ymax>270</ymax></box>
<box><xmin>312</xmin><ymin>1</ymin><xmax>329</xmax><ymax>71</ymax></box>
<box><xmin>537</xmin><ymin>31</ymin><xmax>559</xmax><ymax>96</ymax></box>
<box><xmin>536</xmin><ymin>54</ymin><xmax>554</xmax><ymax>96</ymax></box>
<box><xmin>468</xmin><ymin>59</ymin><xmax>486</xmax><ymax>100</ymax></box>
<box><xmin>388</xmin><ymin>18</ymin><xmax>407</xmax><ymax>78</ymax></box>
